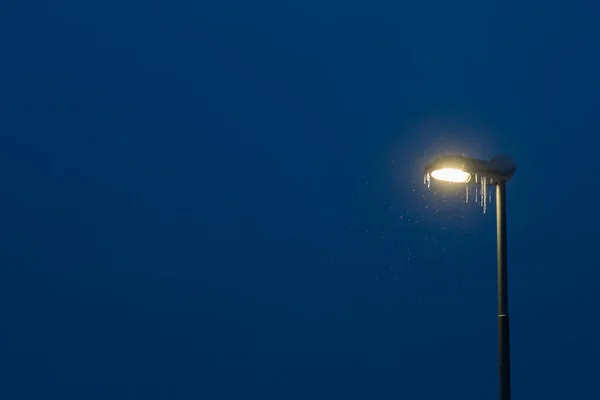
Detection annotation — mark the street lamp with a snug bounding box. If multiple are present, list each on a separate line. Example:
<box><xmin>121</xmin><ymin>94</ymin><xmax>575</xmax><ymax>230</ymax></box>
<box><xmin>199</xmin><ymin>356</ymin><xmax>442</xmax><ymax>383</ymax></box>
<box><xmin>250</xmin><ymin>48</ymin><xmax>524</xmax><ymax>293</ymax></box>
<box><xmin>424</xmin><ymin>154</ymin><xmax>517</xmax><ymax>400</ymax></box>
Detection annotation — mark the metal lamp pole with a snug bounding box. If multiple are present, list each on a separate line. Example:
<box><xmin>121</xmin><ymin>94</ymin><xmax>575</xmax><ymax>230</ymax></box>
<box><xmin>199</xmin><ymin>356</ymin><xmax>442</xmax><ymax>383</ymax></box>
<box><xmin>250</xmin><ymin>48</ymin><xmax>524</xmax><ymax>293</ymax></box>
<box><xmin>496</xmin><ymin>182</ymin><xmax>510</xmax><ymax>400</ymax></box>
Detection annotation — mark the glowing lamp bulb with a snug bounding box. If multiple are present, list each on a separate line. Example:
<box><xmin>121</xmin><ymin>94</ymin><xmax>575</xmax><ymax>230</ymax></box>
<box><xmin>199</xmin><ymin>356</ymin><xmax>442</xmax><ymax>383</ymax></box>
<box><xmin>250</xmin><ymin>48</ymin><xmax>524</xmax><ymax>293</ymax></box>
<box><xmin>430</xmin><ymin>168</ymin><xmax>471</xmax><ymax>183</ymax></box>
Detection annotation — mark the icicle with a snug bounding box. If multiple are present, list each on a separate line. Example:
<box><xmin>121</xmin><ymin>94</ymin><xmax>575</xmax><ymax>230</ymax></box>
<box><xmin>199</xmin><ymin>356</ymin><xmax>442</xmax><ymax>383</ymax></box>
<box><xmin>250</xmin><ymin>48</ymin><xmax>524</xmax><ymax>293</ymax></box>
<box><xmin>479</xmin><ymin>179</ymin><xmax>482</xmax><ymax>207</ymax></box>
<box><xmin>482</xmin><ymin>176</ymin><xmax>487</xmax><ymax>214</ymax></box>
<box><xmin>475</xmin><ymin>173</ymin><xmax>478</xmax><ymax>183</ymax></box>
<box><xmin>424</xmin><ymin>173</ymin><xmax>426</xmax><ymax>185</ymax></box>
<box><xmin>427</xmin><ymin>172</ymin><xmax>431</xmax><ymax>189</ymax></box>
<box><xmin>483</xmin><ymin>176</ymin><xmax>486</xmax><ymax>212</ymax></box>
<box><xmin>481</xmin><ymin>176</ymin><xmax>485</xmax><ymax>207</ymax></box>
<box><xmin>465</xmin><ymin>185</ymin><xmax>469</xmax><ymax>203</ymax></box>
<box><xmin>479</xmin><ymin>175</ymin><xmax>483</xmax><ymax>208</ymax></box>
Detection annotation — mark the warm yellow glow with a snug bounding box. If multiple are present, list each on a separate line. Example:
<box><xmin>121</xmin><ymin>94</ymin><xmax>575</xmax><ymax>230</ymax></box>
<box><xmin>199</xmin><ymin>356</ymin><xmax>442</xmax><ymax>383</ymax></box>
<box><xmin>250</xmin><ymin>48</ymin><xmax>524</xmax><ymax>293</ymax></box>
<box><xmin>430</xmin><ymin>168</ymin><xmax>471</xmax><ymax>183</ymax></box>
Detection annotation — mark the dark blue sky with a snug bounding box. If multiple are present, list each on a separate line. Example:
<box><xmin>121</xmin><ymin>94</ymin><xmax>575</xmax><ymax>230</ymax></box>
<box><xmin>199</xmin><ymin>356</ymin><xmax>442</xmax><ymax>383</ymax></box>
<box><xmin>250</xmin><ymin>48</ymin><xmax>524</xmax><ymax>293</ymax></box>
<box><xmin>1</xmin><ymin>1</ymin><xmax>599</xmax><ymax>399</ymax></box>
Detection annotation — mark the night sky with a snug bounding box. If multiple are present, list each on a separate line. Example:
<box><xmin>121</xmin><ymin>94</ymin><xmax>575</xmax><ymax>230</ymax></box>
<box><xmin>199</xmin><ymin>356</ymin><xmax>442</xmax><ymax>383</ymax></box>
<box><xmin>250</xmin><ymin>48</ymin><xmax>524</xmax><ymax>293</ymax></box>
<box><xmin>1</xmin><ymin>1</ymin><xmax>600</xmax><ymax>399</ymax></box>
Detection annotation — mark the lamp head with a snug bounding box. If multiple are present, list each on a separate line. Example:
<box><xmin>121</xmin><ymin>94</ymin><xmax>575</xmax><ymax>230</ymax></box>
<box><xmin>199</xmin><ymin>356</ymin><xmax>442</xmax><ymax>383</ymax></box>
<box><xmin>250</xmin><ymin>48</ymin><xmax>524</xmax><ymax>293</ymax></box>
<box><xmin>424</xmin><ymin>154</ymin><xmax>516</xmax><ymax>185</ymax></box>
